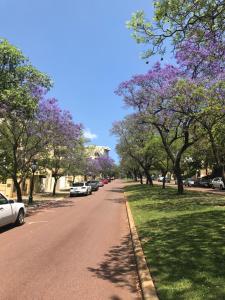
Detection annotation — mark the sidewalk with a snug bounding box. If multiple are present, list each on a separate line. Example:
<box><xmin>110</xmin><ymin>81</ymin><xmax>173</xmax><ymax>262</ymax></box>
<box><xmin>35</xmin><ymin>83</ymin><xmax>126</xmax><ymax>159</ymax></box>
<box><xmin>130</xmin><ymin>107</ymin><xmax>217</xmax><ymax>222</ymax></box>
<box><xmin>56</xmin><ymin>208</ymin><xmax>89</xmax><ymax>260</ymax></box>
<box><xmin>13</xmin><ymin>192</ymin><xmax>70</xmax><ymax>217</ymax></box>
<box><xmin>12</xmin><ymin>191</ymin><xmax>69</xmax><ymax>202</ymax></box>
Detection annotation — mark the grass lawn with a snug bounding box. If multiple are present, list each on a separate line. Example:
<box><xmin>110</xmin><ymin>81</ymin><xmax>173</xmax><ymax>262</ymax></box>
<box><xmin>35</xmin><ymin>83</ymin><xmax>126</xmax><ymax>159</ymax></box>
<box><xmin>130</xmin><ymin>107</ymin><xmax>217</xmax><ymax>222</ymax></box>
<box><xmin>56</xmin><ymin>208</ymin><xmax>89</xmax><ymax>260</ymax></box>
<box><xmin>125</xmin><ymin>184</ymin><xmax>225</xmax><ymax>300</ymax></box>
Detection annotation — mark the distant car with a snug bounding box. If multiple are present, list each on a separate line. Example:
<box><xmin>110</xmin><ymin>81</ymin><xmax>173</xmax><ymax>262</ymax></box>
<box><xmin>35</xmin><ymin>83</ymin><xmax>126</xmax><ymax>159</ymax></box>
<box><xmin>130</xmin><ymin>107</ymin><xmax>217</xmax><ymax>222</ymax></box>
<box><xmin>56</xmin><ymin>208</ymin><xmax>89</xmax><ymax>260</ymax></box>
<box><xmin>97</xmin><ymin>180</ymin><xmax>104</xmax><ymax>187</ymax></box>
<box><xmin>70</xmin><ymin>182</ymin><xmax>92</xmax><ymax>196</ymax></box>
<box><xmin>184</xmin><ymin>178</ymin><xmax>198</xmax><ymax>187</ymax></box>
<box><xmin>211</xmin><ymin>177</ymin><xmax>225</xmax><ymax>190</ymax></box>
<box><xmin>87</xmin><ymin>180</ymin><xmax>99</xmax><ymax>191</ymax></box>
<box><xmin>198</xmin><ymin>176</ymin><xmax>212</xmax><ymax>188</ymax></box>
<box><xmin>157</xmin><ymin>176</ymin><xmax>170</xmax><ymax>183</ymax></box>
<box><xmin>101</xmin><ymin>179</ymin><xmax>109</xmax><ymax>184</ymax></box>
<box><xmin>0</xmin><ymin>193</ymin><xmax>26</xmax><ymax>227</ymax></box>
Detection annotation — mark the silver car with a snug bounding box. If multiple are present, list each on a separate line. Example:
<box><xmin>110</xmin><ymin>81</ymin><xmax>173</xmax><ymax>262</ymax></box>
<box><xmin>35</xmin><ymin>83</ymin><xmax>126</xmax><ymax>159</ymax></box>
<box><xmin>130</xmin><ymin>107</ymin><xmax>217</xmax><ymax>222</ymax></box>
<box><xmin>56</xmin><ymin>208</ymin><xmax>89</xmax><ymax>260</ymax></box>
<box><xmin>211</xmin><ymin>177</ymin><xmax>225</xmax><ymax>190</ymax></box>
<box><xmin>70</xmin><ymin>182</ymin><xmax>92</xmax><ymax>196</ymax></box>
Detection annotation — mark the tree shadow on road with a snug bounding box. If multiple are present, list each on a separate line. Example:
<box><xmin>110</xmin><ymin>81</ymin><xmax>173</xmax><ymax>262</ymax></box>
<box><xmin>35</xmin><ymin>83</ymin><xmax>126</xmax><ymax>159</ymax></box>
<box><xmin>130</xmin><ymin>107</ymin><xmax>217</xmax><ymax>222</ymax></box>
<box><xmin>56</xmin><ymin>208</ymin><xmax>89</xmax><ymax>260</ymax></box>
<box><xmin>87</xmin><ymin>234</ymin><xmax>140</xmax><ymax>297</ymax></box>
<box><xmin>109</xmin><ymin>188</ymin><xmax>124</xmax><ymax>194</ymax></box>
<box><xmin>106</xmin><ymin>188</ymin><xmax>126</xmax><ymax>204</ymax></box>
<box><xmin>26</xmin><ymin>199</ymin><xmax>75</xmax><ymax>217</ymax></box>
<box><xmin>106</xmin><ymin>197</ymin><xmax>125</xmax><ymax>204</ymax></box>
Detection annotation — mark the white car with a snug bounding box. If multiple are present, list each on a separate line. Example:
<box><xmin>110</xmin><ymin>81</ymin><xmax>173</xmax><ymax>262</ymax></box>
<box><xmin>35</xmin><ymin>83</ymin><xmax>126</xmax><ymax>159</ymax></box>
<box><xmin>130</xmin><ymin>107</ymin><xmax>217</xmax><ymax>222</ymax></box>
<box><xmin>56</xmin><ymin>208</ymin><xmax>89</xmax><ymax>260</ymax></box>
<box><xmin>70</xmin><ymin>182</ymin><xmax>92</xmax><ymax>197</ymax></box>
<box><xmin>211</xmin><ymin>177</ymin><xmax>225</xmax><ymax>190</ymax></box>
<box><xmin>157</xmin><ymin>176</ymin><xmax>170</xmax><ymax>183</ymax></box>
<box><xmin>0</xmin><ymin>193</ymin><xmax>26</xmax><ymax>227</ymax></box>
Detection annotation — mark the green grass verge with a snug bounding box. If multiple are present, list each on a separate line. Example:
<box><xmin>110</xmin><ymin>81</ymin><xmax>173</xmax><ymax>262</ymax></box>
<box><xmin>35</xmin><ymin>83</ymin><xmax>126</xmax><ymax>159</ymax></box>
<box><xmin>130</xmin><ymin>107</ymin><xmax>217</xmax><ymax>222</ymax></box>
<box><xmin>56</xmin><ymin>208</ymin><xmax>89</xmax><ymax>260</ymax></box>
<box><xmin>125</xmin><ymin>184</ymin><xmax>225</xmax><ymax>300</ymax></box>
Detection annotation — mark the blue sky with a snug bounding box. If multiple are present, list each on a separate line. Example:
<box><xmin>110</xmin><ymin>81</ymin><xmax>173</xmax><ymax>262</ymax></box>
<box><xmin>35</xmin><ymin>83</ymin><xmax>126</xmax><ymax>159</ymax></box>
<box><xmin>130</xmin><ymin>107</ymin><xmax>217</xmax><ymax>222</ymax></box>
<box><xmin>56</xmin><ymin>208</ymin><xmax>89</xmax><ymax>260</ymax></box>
<box><xmin>0</xmin><ymin>0</ymin><xmax>160</xmax><ymax>162</ymax></box>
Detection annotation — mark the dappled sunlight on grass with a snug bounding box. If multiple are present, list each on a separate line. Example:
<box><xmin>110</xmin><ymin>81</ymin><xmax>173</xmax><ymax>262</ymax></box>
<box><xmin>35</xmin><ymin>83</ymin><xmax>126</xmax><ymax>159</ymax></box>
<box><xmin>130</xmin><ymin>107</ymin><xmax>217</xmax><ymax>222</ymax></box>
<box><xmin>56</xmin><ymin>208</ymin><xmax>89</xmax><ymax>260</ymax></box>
<box><xmin>125</xmin><ymin>184</ymin><xmax>225</xmax><ymax>300</ymax></box>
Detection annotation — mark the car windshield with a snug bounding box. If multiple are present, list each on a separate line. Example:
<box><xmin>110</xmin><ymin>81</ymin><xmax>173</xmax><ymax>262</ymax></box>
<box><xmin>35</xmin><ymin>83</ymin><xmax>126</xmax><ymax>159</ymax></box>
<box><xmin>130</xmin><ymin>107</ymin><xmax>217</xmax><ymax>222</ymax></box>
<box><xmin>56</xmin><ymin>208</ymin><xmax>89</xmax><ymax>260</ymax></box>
<box><xmin>73</xmin><ymin>183</ymin><xmax>84</xmax><ymax>187</ymax></box>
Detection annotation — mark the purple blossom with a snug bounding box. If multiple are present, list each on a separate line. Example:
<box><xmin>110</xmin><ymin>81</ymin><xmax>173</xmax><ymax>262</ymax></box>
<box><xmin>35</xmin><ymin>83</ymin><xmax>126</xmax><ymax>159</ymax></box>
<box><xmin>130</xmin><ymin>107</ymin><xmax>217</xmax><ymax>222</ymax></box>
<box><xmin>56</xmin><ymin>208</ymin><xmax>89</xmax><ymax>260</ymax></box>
<box><xmin>37</xmin><ymin>98</ymin><xmax>83</xmax><ymax>147</ymax></box>
<box><xmin>115</xmin><ymin>62</ymin><xmax>183</xmax><ymax>111</ymax></box>
<box><xmin>85</xmin><ymin>156</ymin><xmax>115</xmax><ymax>176</ymax></box>
<box><xmin>176</xmin><ymin>31</ymin><xmax>225</xmax><ymax>79</ymax></box>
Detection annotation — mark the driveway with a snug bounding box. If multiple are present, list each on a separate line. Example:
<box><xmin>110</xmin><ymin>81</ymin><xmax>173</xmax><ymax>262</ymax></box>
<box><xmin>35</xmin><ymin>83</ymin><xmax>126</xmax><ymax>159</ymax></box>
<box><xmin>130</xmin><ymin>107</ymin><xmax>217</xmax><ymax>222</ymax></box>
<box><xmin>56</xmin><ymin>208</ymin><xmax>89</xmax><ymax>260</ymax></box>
<box><xmin>0</xmin><ymin>180</ymin><xmax>141</xmax><ymax>300</ymax></box>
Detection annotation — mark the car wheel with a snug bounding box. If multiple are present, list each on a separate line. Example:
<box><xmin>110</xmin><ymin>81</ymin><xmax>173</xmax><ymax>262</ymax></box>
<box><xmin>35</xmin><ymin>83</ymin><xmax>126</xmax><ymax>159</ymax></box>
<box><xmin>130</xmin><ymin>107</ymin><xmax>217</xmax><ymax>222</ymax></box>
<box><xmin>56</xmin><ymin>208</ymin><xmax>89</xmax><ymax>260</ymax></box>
<box><xmin>220</xmin><ymin>185</ymin><xmax>223</xmax><ymax>190</ymax></box>
<box><xmin>90</xmin><ymin>190</ymin><xmax>92</xmax><ymax>195</ymax></box>
<box><xmin>15</xmin><ymin>209</ymin><xmax>25</xmax><ymax>226</ymax></box>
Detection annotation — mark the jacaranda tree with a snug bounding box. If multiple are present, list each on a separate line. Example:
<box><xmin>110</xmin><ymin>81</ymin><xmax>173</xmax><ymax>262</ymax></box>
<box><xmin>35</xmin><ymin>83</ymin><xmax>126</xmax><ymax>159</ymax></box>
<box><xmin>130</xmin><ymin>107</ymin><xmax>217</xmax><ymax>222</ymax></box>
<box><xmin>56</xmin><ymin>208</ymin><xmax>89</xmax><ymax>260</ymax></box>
<box><xmin>39</xmin><ymin>98</ymin><xmax>83</xmax><ymax>196</ymax></box>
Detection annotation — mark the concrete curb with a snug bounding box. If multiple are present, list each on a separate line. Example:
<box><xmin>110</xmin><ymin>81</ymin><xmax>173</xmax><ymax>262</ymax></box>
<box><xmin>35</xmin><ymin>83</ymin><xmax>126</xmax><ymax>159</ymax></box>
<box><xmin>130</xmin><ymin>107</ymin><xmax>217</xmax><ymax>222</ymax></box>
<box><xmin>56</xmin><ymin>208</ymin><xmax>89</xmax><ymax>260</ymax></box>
<box><xmin>125</xmin><ymin>195</ymin><xmax>159</xmax><ymax>300</ymax></box>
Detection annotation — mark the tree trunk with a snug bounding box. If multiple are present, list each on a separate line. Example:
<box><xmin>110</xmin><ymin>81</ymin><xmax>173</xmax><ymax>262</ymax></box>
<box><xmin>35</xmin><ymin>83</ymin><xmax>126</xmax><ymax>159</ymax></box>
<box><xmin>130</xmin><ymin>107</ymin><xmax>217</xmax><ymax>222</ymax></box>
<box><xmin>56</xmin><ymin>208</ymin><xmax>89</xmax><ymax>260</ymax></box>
<box><xmin>13</xmin><ymin>177</ymin><xmax>23</xmax><ymax>202</ymax></box>
<box><xmin>162</xmin><ymin>177</ymin><xmax>166</xmax><ymax>189</ymax></box>
<box><xmin>222</xmin><ymin>165</ymin><xmax>225</xmax><ymax>185</ymax></box>
<box><xmin>208</xmin><ymin>129</ymin><xmax>220</xmax><ymax>166</ymax></box>
<box><xmin>139</xmin><ymin>173</ymin><xmax>143</xmax><ymax>184</ymax></box>
<box><xmin>174</xmin><ymin>165</ymin><xmax>184</xmax><ymax>194</ymax></box>
<box><xmin>133</xmin><ymin>169</ymin><xmax>138</xmax><ymax>182</ymax></box>
<box><xmin>144</xmin><ymin>169</ymin><xmax>153</xmax><ymax>186</ymax></box>
<box><xmin>52</xmin><ymin>178</ymin><xmax>58</xmax><ymax>196</ymax></box>
<box><xmin>217</xmin><ymin>165</ymin><xmax>225</xmax><ymax>185</ymax></box>
<box><xmin>162</xmin><ymin>171</ymin><xmax>167</xmax><ymax>189</ymax></box>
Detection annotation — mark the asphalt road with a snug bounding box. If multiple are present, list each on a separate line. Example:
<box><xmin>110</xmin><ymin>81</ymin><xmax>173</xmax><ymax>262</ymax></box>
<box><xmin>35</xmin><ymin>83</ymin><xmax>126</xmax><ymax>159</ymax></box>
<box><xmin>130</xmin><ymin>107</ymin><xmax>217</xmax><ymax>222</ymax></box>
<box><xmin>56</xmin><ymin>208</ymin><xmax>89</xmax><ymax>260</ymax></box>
<box><xmin>0</xmin><ymin>180</ymin><xmax>141</xmax><ymax>300</ymax></box>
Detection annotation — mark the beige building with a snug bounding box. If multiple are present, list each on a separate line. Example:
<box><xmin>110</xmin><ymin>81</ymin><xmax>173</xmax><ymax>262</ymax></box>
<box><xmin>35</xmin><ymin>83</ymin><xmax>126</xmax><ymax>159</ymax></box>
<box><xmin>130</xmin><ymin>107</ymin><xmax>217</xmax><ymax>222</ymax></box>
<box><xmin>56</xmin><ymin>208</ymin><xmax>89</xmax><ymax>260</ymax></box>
<box><xmin>0</xmin><ymin>145</ymin><xmax>111</xmax><ymax>197</ymax></box>
<box><xmin>86</xmin><ymin>145</ymin><xmax>110</xmax><ymax>159</ymax></box>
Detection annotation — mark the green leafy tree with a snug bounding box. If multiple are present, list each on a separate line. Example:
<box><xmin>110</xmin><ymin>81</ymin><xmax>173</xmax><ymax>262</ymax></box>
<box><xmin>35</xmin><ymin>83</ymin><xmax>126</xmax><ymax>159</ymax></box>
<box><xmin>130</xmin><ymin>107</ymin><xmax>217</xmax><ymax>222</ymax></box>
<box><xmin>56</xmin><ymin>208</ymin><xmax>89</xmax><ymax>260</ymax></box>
<box><xmin>112</xmin><ymin>115</ymin><xmax>162</xmax><ymax>185</ymax></box>
<box><xmin>119</xmin><ymin>155</ymin><xmax>143</xmax><ymax>183</ymax></box>
<box><xmin>149</xmin><ymin>135</ymin><xmax>172</xmax><ymax>189</ymax></box>
<box><xmin>127</xmin><ymin>1</ymin><xmax>225</xmax><ymax>57</ymax></box>
<box><xmin>0</xmin><ymin>39</ymin><xmax>51</xmax><ymax>114</ymax></box>
<box><xmin>0</xmin><ymin>110</ymin><xmax>50</xmax><ymax>202</ymax></box>
<box><xmin>0</xmin><ymin>40</ymin><xmax>51</xmax><ymax>201</ymax></box>
<box><xmin>67</xmin><ymin>138</ymin><xmax>87</xmax><ymax>183</ymax></box>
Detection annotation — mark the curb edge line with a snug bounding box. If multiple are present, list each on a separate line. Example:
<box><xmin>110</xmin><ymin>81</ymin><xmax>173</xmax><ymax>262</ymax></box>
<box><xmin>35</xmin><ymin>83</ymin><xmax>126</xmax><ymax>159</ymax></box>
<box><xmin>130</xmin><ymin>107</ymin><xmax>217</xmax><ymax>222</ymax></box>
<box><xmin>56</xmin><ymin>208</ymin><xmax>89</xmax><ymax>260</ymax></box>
<box><xmin>125</xmin><ymin>194</ymin><xmax>159</xmax><ymax>300</ymax></box>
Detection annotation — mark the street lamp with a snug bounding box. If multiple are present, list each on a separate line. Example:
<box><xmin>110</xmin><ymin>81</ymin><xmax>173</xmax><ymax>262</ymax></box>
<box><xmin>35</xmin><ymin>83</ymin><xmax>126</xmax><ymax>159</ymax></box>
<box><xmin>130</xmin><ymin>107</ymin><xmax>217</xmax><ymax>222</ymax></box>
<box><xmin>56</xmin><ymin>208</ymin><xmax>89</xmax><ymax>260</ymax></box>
<box><xmin>28</xmin><ymin>161</ymin><xmax>38</xmax><ymax>204</ymax></box>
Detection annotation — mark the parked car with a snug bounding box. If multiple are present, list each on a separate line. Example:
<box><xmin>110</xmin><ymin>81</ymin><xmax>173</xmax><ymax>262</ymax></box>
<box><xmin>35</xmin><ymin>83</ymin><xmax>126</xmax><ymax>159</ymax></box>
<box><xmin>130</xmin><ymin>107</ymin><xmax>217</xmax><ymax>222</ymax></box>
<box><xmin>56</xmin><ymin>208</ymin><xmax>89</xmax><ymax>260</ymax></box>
<box><xmin>184</xmin><ymin>178</ymin><xmax>198</xmax><ymax>187</ymax></box>
<box><xmin>198</xmin><ymin>176</ymin><xmax>212</xmax><ymax>188</ymax></box>
<box><xmin>0</xmin><ymin>193</ymin><xmax>26</xmax><ymax>227</ymax></box>
<box><xmin>70</xmin><ymin>182</ymin><xmax>92</xmax><ymax>196</ymax></box>
<box><xmin>97</xmin><ymin>180</ymin><xmax>104</xmax><ymax>187</ymax></box>
<box><xmin>157</xmin><ymin>176</ymin><xmax>170</xmax><ymax>183</ymax></box>
<box><xmin>87</xmin><ymin>180</ymin><xmax>99</xmax><ymax>191</ymax></box>
<box><xmin>211</xmin><ymin>177</ymin><xmax>225</xmax><ymax>190</ymax></box>
<box><xmin>101</xmin><ymin>179</ymin><xmax>109</xmax><ymax>184</ymax></box>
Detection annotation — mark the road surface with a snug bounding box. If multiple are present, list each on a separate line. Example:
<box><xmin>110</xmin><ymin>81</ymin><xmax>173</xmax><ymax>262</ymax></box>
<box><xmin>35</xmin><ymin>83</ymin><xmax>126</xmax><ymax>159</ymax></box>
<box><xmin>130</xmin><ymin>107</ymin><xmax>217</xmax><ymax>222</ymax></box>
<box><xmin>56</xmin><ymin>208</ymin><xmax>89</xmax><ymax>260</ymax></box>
<box><xmin>0</xmin><ymin>180</ymin><xmax>141</xmax><ymax>300</ymax></box>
